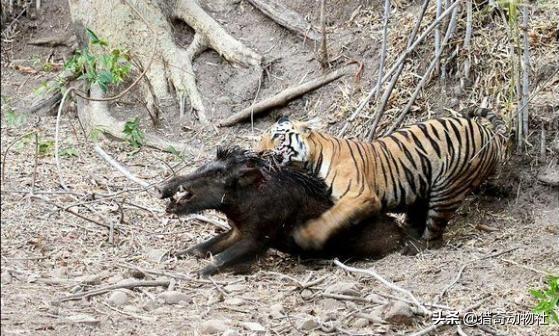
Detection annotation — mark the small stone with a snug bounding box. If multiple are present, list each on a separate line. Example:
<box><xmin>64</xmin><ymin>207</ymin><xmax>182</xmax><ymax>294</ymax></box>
<box><xmin>365</xmin><ymin>293</ymin><xmax>386</xmax><ymax>304</ymax></box>
<box><xmin>222</xmin><ymin>331</ymin><xmax>240</xmax><ymax>336</ymax></box>
<box><xmin>116</xmin><ymin>277</ymin><xmax>137</xmax><ymax>286</ymax></box>
<box><xmin>224</xmin><ymin>284</ymin><xmax>245</xmax><ymax>292</ymax></box>
<box><xmin>317</xmin><ymin>298</ymin><xmax>339</xmax><ymax>311</ymax></box>
<box><xmin>325</xmin><ymin>282</ymin><xmax>359</xmax><ymax>296</ymax></box>
<box><xmin>297</xmin><ymin>317</ymin><xmax>319</xmax><ymax>330</ymax></box>
<box><xmin>240</xmin><ymin>321</ymin><xmax>266</xmax><ymax>332</ymax></box>
<box><xmin>200</xmin><ymin>319</ymin><xmax>229</xmax><ymax>334</ymax></box>
<box><xmin>268</xmin><ymin>303</ymin><xmax>284</xmax><ymax>319</ymax></box>
<box><xmin>146</xmin><ymin>248</ymin><xmax>168</xmax><ymax>262</ymax></box>
<box><xmin>537</xmin><ymin>164</ymin><xmax>559</xmax><ymax>187</ymax></box>
<box><xmin>51</xmin><ymin>267</ymin><xmax>67</xmax><ymax>279</ymax></box>
<box><xmin>351</xmin><ymin>318</ymin><xmax>370</xmax><ymax>328</ymax></box>
<box><xmin>108</xmin><ymin>290</ymin><xmax>129</xmax><ymax>306</ymax></box>
<box><xmin>158</xmin><ymin>291</ymin><xmax>190</xmax><ymax>305</ymax></box>
<box><xmin>1</xmin><ymin>271</ymin><xmax>12</xmax><ymax>284</ymax></box>
<box><xmin>358</xmin><ymin>312</ymin><xmax>385</xmax><ymax>324</ymax></box>
<box><xmin>224</xmin><ymin>297</ymin><xmax>244</xmax><ymax>306</ymax></box>
<box><xmin>383</xmin><ymin>301</ymin><xmax>415</xmax><ymax>325</ymax></box>
<box><xmin>300</xmin><ymin>289</ymin><xmax>314</xmax><ymax>300</ymax></box>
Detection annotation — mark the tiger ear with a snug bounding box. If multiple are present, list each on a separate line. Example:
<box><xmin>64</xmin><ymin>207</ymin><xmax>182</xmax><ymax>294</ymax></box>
<box><xmin>276</xmin><ymin>115</ymin><xmax>290</xmax><ymax>124</ymax></box>
<box><xmin>294</xmin><ymin>118</ymin><xmax>320</xmax><ymax>135</ymax></box>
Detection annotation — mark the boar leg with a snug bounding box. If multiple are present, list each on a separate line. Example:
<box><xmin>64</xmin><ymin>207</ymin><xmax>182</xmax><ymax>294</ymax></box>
<box><xmin>177</xmin><ymin>228</ymin><xmax>241</xmax><ymax>258</ymax></box>
<box><xmin>199</xmin><ymin>239</ymin><xmax>267</xmax><ymax>277</ymax></box>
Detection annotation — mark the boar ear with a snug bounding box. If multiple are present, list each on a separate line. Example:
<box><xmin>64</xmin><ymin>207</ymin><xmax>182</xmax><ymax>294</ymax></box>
<box><xmin>237</xmin><ymin>166</ymin><xmax>263</xmax><ymax>187</ymax></box>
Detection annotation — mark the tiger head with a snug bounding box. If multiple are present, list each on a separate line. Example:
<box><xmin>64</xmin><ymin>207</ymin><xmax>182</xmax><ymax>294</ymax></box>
<box><xmin>257</xmin><ymin>116</ymin><xmax>315</xmax><ymax>165</ymax></box>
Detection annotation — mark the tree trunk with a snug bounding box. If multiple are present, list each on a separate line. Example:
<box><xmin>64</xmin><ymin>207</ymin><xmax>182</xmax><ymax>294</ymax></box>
<box><xmin>60</xmin><ymin>0</ymin><xmax>262</xmax><ymax>149</ymax></box>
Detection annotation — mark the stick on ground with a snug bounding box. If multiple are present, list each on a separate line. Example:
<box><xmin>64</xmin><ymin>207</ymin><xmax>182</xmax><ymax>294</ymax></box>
<box><xmin>57</xmin><ymin>280</ymin><xmax>170</xmax><ymax>302</ymax></box>
<box><xmin>247</xmin><ymin>0</ymin><xmax>320</xmax><ymax>41</ymax></box>
<box><xmin>219</xmin><ymin>65</ymin><xmax>356</xmax><ymax>126</ymax></box>
<box><xmin>334</xmin><ymin>259</ymin><xmax>431</xmax><ymax>315</ymax></box>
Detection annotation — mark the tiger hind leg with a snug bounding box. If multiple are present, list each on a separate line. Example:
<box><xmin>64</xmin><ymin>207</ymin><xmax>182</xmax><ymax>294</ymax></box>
<box><xmin>404</xmin><ymin>200</ymin><xmax>429</xmax><ymax>239</ymax></box>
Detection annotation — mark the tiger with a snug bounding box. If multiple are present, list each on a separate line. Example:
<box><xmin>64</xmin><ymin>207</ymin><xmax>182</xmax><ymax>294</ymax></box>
<box><xmin>257</xmin><ymin>108</ymin><xmax>508</xmax><ymax>250</ymax></box>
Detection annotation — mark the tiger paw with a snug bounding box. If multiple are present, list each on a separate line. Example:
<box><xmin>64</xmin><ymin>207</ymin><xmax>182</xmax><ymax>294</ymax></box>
<box><xmin>293</xmin><ymin>220</ymin><xmax>329</xmax><ymax>250</ymax></box>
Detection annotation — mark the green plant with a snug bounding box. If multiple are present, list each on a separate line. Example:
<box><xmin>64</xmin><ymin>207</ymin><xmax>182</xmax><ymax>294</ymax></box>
<box><xmin>64</xmin><ymin>28</ymin><xmax>131</xmax><ymax>92</ymax></box>
<box><xmin>38</xmin><ymin>139</ymin><xmax>55</xmax><ymax>156</ymax></box>
<box><xmin>3</xmin><ymin>108</ymin><xmax>26</xmax><ymax>128</ymax></box>
<box><xmin>530</xmin><ymin>275</ymin><xmax>559</xmax><ymax>324</ymax></box>
<box><xmin>59</xmin><ymin>146</ymin><xmax>79</xmax><ymax>158</ymax></box>
<box><xmin>123</xmin><ymin>117</ymin><xmax>144</xmax><ymax>148</ymax></box>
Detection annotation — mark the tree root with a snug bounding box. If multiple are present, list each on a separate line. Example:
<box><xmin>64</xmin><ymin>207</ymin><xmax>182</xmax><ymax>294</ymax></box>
<box><xmin>219</xmin><ymin>64</ymin><xmax>357</xmax><ymax>127</ymax></box>
<box><xmin>77</xmin><ymin>85</ymin><xmax>196</xmax><ymax>155</ymax></box>
<box><xmin>247</xmin><ymin>0</ymin><xmax>320</xmax><ymax>41</ymax></box>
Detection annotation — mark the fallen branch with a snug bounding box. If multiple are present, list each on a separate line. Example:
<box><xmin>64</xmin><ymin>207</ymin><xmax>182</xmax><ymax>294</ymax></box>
<box><xmin>219</xmin><ymin>65</ymin><xmax>357</xmax><ymax>126</ymax></box>
<box><xmin>338</xmin><ymin>0</ymin><xmax>430</xmax><ymax>136</ymax></box>
<box><xmin>318</xmin><ymin>0</ymin><xmax>329</xmax><ymax>70</ymax></box>
<box><xmin>366</xmin><ymin>0</ymin><xmax>460</xmax><ymax>140</ymax></box>
<box><xmin>375</xmin><ymin>0</ymin><xmax>391</xmax><ymax>102</ymax></box>
<box><xmin>94</xmin><ymin>144</ymin><xmax>150</xmax><ymax>188</ymax></box>
<box><xmin>246</xmin><ymin>0</ymin><xmax>320</xmax><ymax>41</ymax></box>
<box><xmin>57</xmin><ymin>280</ymin><xmax>170</xmax><ymax>303</ymax></box>
<box><xmin>31</xmin><ymin>195</ymin><xmax>122</xmax><ymax>233</ymax></box>
<box><xmin>334</xmin><ymin>259</ymin><xmax>431</xmax><ymax>315</ymax></box>
<box><xmin>385</xmin><ymin>2</ymin><xmax>460</xmax><ymax>134</ymax></box>
<box><xmin>28</xmin><ymin>33</ymin><xmax>75</xmax><ymax>47</ymax></box>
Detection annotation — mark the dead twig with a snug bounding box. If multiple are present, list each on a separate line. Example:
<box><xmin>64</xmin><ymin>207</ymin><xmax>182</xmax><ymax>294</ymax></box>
<box><xmin>518</xmin><ymin>4</ymin><xmax>530</xmax><ymax>151</ymax></box>
<box><xmin>338</xmin><ymin>0</ymin><xmax>431</xmax><ymax>136</ymax></box>
<box><xmin>1</xmin><ymin>130</ymin><xmax>36</xmax><ymax>185</ymax></box>
<box><xmin>375</xmin><ymin>0</ymin><xmax>391</xmax><ymax>102</ymax></box>
<box><xmin>31</xmin><ymin>195</ymin><xmax>122</xmax><ymax>233</ymax></box>
<box><xmin>246</xmin><ymin>0</ymin><xmax>320</xmax><ymax>41</ymax></box>
<box><xmin>318</xmin><ymin>0</ymin><xmax>329</xmax><ymax>70</ymax></box>
<box><xmin>334</xmin><ymin>259</ymin><xmax>431</xmax><ymax>315</ymax></box>
<box><xmin>57</xmin><ymin>280</ymin><xmax>170</xmax><ymax>303</ymax></box>
<box><xmin>366</xmin><ymin>0</ymin><xmax>460</xmax><ymax>140</ymax></box>
<box><xmin>219</xmin><ymin>65</ymin><xmax>356</xmax><ymax>126</ymax></box>
<box><xmin>94</xmin><ymin>144</ymin><xmax>150</xmax><ymax>188</ymax></box>
<box><xmin>386</xmin><ymin>1</ymin><xmax>460</xmax><ymax>134</ymax></box>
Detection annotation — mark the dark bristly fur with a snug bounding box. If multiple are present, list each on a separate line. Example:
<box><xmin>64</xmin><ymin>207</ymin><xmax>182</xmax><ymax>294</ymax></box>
<box><xmin>158</xmin><ymin>146</ymin><xmax>408</xmax><ymax>277</ymax></box>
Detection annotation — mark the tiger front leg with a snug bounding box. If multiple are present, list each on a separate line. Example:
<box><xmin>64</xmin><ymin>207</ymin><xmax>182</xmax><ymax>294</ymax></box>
<box><xmin>293</xmin><ymin>192</ymin><xmax>380</xmax><ymax>249</ymax></box>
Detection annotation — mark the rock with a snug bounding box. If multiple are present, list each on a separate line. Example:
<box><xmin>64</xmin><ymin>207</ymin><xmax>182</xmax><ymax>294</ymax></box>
<box><xmin>108</xmin><ymin>290</ymin><xmax>129</xmax><ymax>306</ymax></box>
<box><xmin>365</xmin><ymin>293</ymin><xmax>386</xmax><ymax>304</ymax></box>
<box><xmin>268</xmin><ymin>303</ymin><xmax>284</xmax><ymax>319</ymax></box>
<box><xmin>240</xmin><ymin>321</ymin><xmax>266</xmax><ymax>332</ymax></box>
<box><xmin>383</xmin><ymin>301</ymin><xmax>415</xmax><ymax>325</ymax></box>
<box><xmin>296</xmin><ymin>317</ymin><xmax>319</xmax><ymax>330</ymax></box>
<box><xmin>200</xmin><ymin>319</ymin><xmax>229</xmax><ymax>334</ymax></box>
<box><xmin>224</xmin><ymin>297</ymin><xmax>244</xmax><ymax>306</ymax></box>
<box><xmin>224</xmin><ymin>284</ymin><xmax>245</xmax><ymax>292</ymax></box>
<box><xmin>146</xmin><ymin>248</ymin><xmax>168</xmax><ymax>262</ymax></box>
<box><xmin>222</xmin><ymin>331</ymin><xmax>240</xmax><ymax>336</ymax></box>
<box><xmin>358</xmin><ymin>312</ymin><xmax>385</xmax><ymax>324</ymax></box>
<box><xmin>537</xmin><ymin>164</ymin><xmax>559</xmax><ymax>187</ymax></box>
<box><xmin>51</xmin><ymin>267</ymin><xmax>67</xmax><ymax>279</ymax></box>
<box><xmin>317</xmin><ymin>298</ymin><xmax>339</xmax><ymax>311</ymax></box>
<box><xmin>1</xmin><ymin>271</ymin><xmax>12</xmax><ymax>284</ymax></box>
<box><xmin>300</xmin><ymin>289</ymin><xmax>314</xmax><ymax>300</ymax></box>
<box><xmin>325</xmin><ymin>282</ymin><xmax>359</xmax><ymax>296</ymax></box>
<box><xmin>158</xmin><ymin>291</ymin><xmax>190</xmax><ymax>305</ymax></box>
<box><xmin>351</xmin><ymin>318</ymin><xmax>370</xmax><ymax>328</ymax></box>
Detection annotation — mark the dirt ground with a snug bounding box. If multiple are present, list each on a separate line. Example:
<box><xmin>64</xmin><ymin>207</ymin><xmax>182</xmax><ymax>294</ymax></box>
<box><xmin>1</xmin><ymin>1</ymin><xmax>558</xmax><ymax>335</ymax></box>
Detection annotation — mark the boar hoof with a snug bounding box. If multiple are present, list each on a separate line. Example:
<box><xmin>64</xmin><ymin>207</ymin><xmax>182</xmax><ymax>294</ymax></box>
<box><xmin>175</xmin><ymin>247</ymin><xmax>205</xmax><ymax>258</ymax></box>
<box><xmin>198</xmin><ymin>265</ymin><xmax>219</xmax><ymax>278</ymax></box>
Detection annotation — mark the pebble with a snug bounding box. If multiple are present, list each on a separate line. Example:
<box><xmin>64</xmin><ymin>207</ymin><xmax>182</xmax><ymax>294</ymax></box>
<box><xmin>222</xmin><ymin>330</ymin><xmax>240</xmax><ymax>336</ymax></box>
<box><xmin>1</xmin><ymin>271</ymin><xmax>12</xmax><ymax>284</ymax></box>
<box><xmin>224</xmin><ymin>297</ymin><xmax>244</xmax><ymax>306</ymax></box>
<box><xmin>383</xmin><ymin>301</ymin><xmax>415</xmax><ymax>325</ymax></box>
<box><xmin>158</xmin><ymin>291</ymin><xmax>190</xmax><ymax>305</ymax></box>
<box><xmin>200</xmin><ymin>319</ymin><xmax>229</xmax><ymax>334</ymax></box>
<box><xmin>268</xmin><ymin>303</ymin><xmax>284</xmax><ymax>319</ymax></box>
<box><xmin>317</xmin><ymin>298</ymin><xmax>339</xmax><ymax>311</ymax></box>
<box><xmin>146</xmin><ymin>248</ymin><xmax>168</xmax><ymax>262</ymax></box>
<box><xmin>108</xmin><ymin>290</ymin><xmax>129</xmax><ymax>306</ymax></box>
<box><xmin>296</xmin><ymin>317</ymin><xmax>319</xmax><ymax>330</ymax></box>
<box><xmin>224</xmin><ymin>284</ymin><xmax>245</xmax><ymax>292</ymax></box>
<box><xmin>300</xmin><ymin>289</ymin><xmax>314</xmax><ymax>300</ymax></box>
<box><xmin>240</xmin><ymin>321</ymin><xmax>266</xmax><ymax>332</ymax></box>
<box><xmin>351</xmin><ymin>318</ymin><xmax>370</xmax><ymax>328</ymax></box>
<box><xmin>325</xmin><ymin>282</ymin><xmax>359</xmax><ymax>296</ymax></box>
